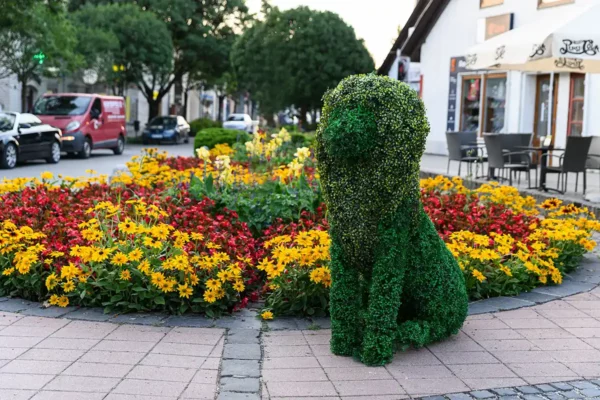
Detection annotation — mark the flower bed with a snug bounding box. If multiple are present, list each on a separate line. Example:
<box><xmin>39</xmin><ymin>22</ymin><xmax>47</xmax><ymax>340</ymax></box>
<box><xmin>0</xmin><ymin>138</ymin><xmax>597</xmax><ymax>317</ymax></box>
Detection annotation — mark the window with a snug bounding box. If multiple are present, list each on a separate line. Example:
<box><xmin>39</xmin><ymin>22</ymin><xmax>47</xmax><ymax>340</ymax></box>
<box><xmin>483</xmin><ymin>74</ymin><xmax>507</xmax><ymax>133</ymax></box>
<box><xmin>538</xmin><ymin>0</ymin><xmax>574</xmax><ymax>9</ymax></box>
<box><xmin>568</xmin><ymin>74</ymin><xmax>585</xmax><ymax>136</ymax></box>
<box><xmin>481</xmin><ymin>0</ymin><xmax>503</xmax><ymax>8</ymax></box>
<box><xmin>19</xmin><ymin>113</ymin><xmax>42</xmax><ymax>126</ymax></box>
<box><xmin>33</xmin><ymin>96</ymin><xmax>92</xmax><ymax>116</ymax></box>
<box><xmin>91</xmin><ymin>99</ymin><xmax>102</xmax><ymax>117</ymax></box>
<box><xmin>460</xmin><ymin>76</ymin><xmax>482</xmax><ymax>133</ymax></box>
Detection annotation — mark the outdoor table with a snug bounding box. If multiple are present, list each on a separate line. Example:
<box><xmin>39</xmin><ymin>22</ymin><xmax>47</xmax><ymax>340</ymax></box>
<box><xmin>464</xmin><ymin>142</ymin><xmax>487</xmax><ymax>179</ymax></box>
<box><xmin>516</xmin><ymin>145</ymin><xmax>564</xmax><ymax>192</ymax></box>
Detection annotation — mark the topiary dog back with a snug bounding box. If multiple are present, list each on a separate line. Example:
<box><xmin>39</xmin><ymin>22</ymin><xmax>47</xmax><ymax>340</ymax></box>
<box><xmin>316</xmin><ymin>74</ymin><xmax>468</xmax><ymax>366</ymax></box>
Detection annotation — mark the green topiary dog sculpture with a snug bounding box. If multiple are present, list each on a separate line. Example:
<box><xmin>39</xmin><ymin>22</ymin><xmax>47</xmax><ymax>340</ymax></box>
<box><xmin>316</xmin><ymin>74</ymin><xmax>468</xmax><ymax>366</ymax></box>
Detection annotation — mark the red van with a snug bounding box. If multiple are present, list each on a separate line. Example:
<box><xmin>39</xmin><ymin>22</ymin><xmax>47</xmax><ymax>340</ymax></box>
<box><xmin>33</xmin><ymin>93</ymin><xmax>126</xmax><ymax>158</ymax></box>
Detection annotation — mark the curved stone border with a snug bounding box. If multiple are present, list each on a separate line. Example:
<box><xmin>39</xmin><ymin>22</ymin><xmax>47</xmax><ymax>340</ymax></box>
<box><xmin>417</xmin><ymin>379</ymin><xmax>600</xmax><ymax>399</ymax></box>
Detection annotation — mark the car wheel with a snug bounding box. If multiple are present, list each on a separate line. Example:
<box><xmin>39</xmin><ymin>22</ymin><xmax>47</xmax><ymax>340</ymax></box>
<box><xmin>113</xmin><ymin>135</ymin><xmax>125</xmax><ymax>155</ymax></box>
<box><xmin>46</xmin><ymin>141</ymin><xmax>61</xmax><ymax>164</ymax></box>
<box><xmin>78</xmin><ymin>138</ymin><xmax>92</xmax><ymax>159</ymax></box>
<box><xmin>1</xmin><ymin>143</ymin><xmax>17</xmax><ymax>169</ymax></box>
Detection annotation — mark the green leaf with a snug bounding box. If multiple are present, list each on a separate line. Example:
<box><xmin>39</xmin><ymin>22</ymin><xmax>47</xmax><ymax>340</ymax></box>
<box><xmin>154</xmin><ymin>296</ymin><xmax>165</xmax><ymax>305</ymax></box>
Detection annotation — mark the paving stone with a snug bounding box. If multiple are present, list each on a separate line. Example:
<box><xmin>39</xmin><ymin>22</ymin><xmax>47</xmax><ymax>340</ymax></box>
<box><xmin>223</xmin><ymin>344</ymin><xmax>261</xmax><ymax>360</ymax></box>
<box><xmin>536</xmin><ymin>384</ymin><xmax>558</xmax><ymax>392</ymax></box>
<box><xmin>113</xmin><ymin>379</ymin><xmax>187</xmax><ymax>397</ymax></box>
<box><xmin>470</xmin><ymin>391</ymin><xmax>495</xmax><ymax>399</ymax></box>
<box><xmin>44</xmin><ymin>376</ymin><xmax>119</xmax><ymax>392</ymax></box>
<box><xmin>215</xmin><ymin>317</ymin><xmax>261</xmax><ymax>330</ymax></box>
<box><xmin>545</xmin><ymin>394</ymin><xmax>566</xmax><ymax>400</ymax></box>
<box><xmin>469</xmin><ymin>297</ymin><xmax>535</xmax><ymax>315</ymax></box>
<box><xmin>264</xmin><ymin>319</ymin><xmax>301</xmax><ymax>330</ymax></box>
<box><xmin>227</xmin><ymin>329</ymin><xmax>260</xmax><ymax>344</ymax></box>
<box><xmin>514</xmin><ymin>291</ymin><xmax>559</xmax><ymax>305</ymax></box>
<box><xmin>569</xmin><ymin>380</ymin><xmax>599</xmax><ymax>389</ymax></box>
<box><xmin>551</xmin><ymin>382</ymin><xmax>573</xmax><ymax>390</ymax></box>
<box><xmin>64</xmin><ymin>308</ymin><xmax>111</xmax><ymax>321</ymax></box>
<box><xmin>446</xmin><ymin>394</ymin><xmax>474</xmax><ymax>400</ymax></box>
<box><xmin>109</xmin><ymin>313</ymin><xmax>166</xmax><ymax>326</ymax></box>
<box><xmin>533</xmin><ymin>282</ymin><xmax>595</xmax><ymax>297</ymax></box>
<box><xmin>221</xmin><ymin>359</ymin><xmax>260</xmax><ymax>378</ymax></box>
<box><xmin>560</xmin><ymin>390</ymin><xmax>584</xmax><ymax>399</ymax></box>
<box><xmin>581</xmin><ymin>388</ymin><xmax>600</xmax><ymax>397</ymax></box>
<box><xmin>163</xmin><ymin>316</ymin><xmax>215</xmax><ymax>327</ymax></box>
<box><xmin>522</xmin><ymin>396</ymin><xmax>543</xmax><ymax>400</ymax></box>
<box><xmin>21</xmin><ymin>306</ymin><xmax>77</xmax><ymax>318</ymax></box>
<box><xmin>0</xmin><ymin>299</ymin><xmax>35</xmax><ymax>313</ymax></box>
<box><xmin>421</xmin><ymin>396</ymin><xmax>446</xmax><ymax>400</ymax></box>
<box><xmin>498</xmin><ymin>397</ymin><xmax>520</xmax><ymax>400</ymax></box>
<box><xmin>492</xmin><ymin>388</ymin><xmax>518</xmax><ymax>395</ymax></box>
<box><xmin>218</xmin><ymin>392</ymin><xmax>260</xmax><ymax>400</ymax></box>
<box><xmin>221</xmin><ymin>377</ymin><xmax>260</xmax><ymax>393</ymax></box>
<box><xmin>516</xmin><ymin>385</ymin><xmax>540</xmax><ymax>394</ymax></box>
<box><xmin>310</xmin><ymin>317</ymin><xmax>331</xmax><ymax>329</ymax></box>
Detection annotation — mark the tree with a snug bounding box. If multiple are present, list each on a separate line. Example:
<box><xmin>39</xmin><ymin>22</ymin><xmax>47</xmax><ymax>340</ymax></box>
<box><xmin>71</xmin><ymin>4</ymin><xmax>174</xmax><ymax>119</ymax></box>
<box><xmin>69</xmin><ymin>0</ymin><xmax>249</xmax><ymax>120</ymax></box>
<box><xmin>0</xmin><ymin>0</ymin><xmax>66</xmax><ymax>32</ymax></box>
<box><xmin>232</xmin><ymin>6</ymin><xmax>375</xmax><ymax>127</ymax></box>
<box><xmin>0</xmin><ymin>2</ymin><xmax>79</xmax><ymax>111</ymax></box>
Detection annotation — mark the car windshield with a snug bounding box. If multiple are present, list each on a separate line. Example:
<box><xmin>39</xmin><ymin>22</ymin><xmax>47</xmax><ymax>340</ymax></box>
<box><xmin>149</xmin><ymin>117</ymin><xmax>176</xmax><ymax>127</ymax></box>
<box><xmin>33</xmin><ymin>96</ymin><xmax>92</xmax><ymax>116</ymax></box>
<box><xmin>227</xmin><ymin>115</ymin><xmax>245</xmax><ymax>122</ymax></box>
<box><xmin>0</xmin><ymin>113</ymin><xmax>15</xmax><ymax>132</ymax></box>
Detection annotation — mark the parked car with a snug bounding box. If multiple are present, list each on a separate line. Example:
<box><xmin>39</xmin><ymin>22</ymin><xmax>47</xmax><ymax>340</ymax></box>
<box><xmin>33</xmin><ymin>93</ymin><xmax>126</xmax><ymax>159</ymax></box>
<box><xmin>142</xmin><ymin>116</ymin><xmax>190</xmax><ymax>144</ymax></box>
<box><xmin>0</xmin><ymin>112</ymin><xmax>62</xmax><ymax>169</ymax></box>
<box><xmin>223</xmin><ymin>113</ymin><xmax>255</xmax><ymax>134</ymax></box>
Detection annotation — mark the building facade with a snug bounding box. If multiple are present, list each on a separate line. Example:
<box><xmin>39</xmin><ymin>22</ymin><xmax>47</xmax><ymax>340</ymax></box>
<box><xmin>380</xmin><ymin>0</ymin><xmax>600</xmax><ymax>155</ymax></box>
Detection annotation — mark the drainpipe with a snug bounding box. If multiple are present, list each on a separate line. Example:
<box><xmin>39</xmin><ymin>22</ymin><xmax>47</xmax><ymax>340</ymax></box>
<box><xmin>548</xmin><ymin>72</ymin><xmax>554</xmax><ymax>139</ymax></box>
<box><xmin>583</xmin><ymin>72</ymin><xmax>591</xmax><ymax>136</ymax></box>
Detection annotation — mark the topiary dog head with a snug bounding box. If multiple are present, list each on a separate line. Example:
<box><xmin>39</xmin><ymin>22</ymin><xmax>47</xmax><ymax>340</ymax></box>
<box><xmin>316</xmin><ymin>74</ymin><xmax>429</xmax><ymax>264</ymax></box>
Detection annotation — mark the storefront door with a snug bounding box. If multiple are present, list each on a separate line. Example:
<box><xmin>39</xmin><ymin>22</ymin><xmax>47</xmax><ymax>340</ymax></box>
<box><xmin>533</xmin><ymin>74</ymin><xmax>559</xmax><ymax>146</ymax></box>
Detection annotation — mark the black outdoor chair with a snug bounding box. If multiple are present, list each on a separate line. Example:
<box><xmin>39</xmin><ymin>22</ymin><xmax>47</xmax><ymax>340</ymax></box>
<box><xmin>484</xmin><ymin>134</ymin><xmax>536</xmax><ymax>187</ymax></box>
<box><xmin>446</xmin><ymin>132</ymin><xmax>485</xmax><ymax>176</ymax></box>
<box><xmin>500</xmin><ymin>133</ymin><xmax>535</xmax><ymax>186</ymax></box>
<box><xmin>544</xmin><ymin>136</ymin><xmax>592</xmax><ymax>194</ymax></box>
<box><xmin>586</xmin><ymin>136</ymin><xmax>600</xmax><ymax>188</ymax></box>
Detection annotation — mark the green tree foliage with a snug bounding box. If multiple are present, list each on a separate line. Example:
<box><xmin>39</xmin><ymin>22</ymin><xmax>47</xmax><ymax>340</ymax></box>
<box><xmin>316</xmin><ymin>74</ymin><xmax>468</xmax><ymax>366</ymax></box>
<box><xmin>0</xmin><ymin>2</ymin><xmax>79</xmax><ymax>111</ymax></box>
<box><xmin>69</xmin><ymin>0</ymin><xmax>248</xmax><ymax>120</ymax></box>
<box><xmin>232</xmin><ymin>6</ymin><xmax>375</xmax><ymax>123</ymax></box>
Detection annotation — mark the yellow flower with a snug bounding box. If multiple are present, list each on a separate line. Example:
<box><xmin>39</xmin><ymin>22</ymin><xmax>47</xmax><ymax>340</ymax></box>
<box><xmin>63</xmin><ymin>280</ymin><xmax>75</xmax><ymax>293</ymax></box>
<box><xmin>203</xmin><ymin>290</ymin><xmax>217</xmax><ymax>303</ymax></box>
<box><xmin>472</xmin><ymin>269</ymin><xmax>486</xmax><ymax>283</ymax></box>
<box><xmin>57</xmin><ymin>296</ymin><xmax>69</xmax><ymax>307</ymax></box>
<box><xmin>128</xmin><ymin>248</ymin><xmax>143</xmax><ymax>262</ymax></box>
<box><xmin>178</xmin><ymin>283</ymin><xmax>193</xmax><ymax>299</ymax></box>
<box><xmin>261</xmin><ymin>310</ymin><xmax>274</xmax><ymax>320</ymax></box>
<box><xmin>48</xmin><ymin>294</ymin><xmax>60</xmax><ymax>305</ymax></box>
<box><xmin>2</xmin><ymin>267</ymin><xmax>14</xmax><ymax>276</ymax></box>
<box><xmin>206</xmin><ymin>279</ymin><xmax>221</xmax><ymax>290</ymax></box>
<box><xmin>45</xmin><ymin>273</ymin><xmax>58</xmax><ymax>290</ymax></box>
<box><xmin>120</xmin><ymin>270</ymin><xmax>132</xmax><ymax>281</ymax></box>
<box><xmin>40</xmin><ymin>171</ymin><xmax>53</xmax><ymax>180</ymax></box>
<box><xmin>138</xmin><ymin>260</ymin><xmax>151</xmax><ymax>275</ymax></box>
<box><xmin>111</xmin><ymin>253</ymin><xmax>129</xmax><ymax>266</ymax></box>
<box><xmin>233</xmin><ymin>281</ymin><xmax>245</xmax><ymax>292</ymax></box>
<box><xmin>61</xmin><ymin>263</ymin><xmax>80</xmax><ymax>280</ymax></box>
<box><xmin>118</xmin><ymin>219</ymin><xmax>138</xmax><ymax>235</ymax></box>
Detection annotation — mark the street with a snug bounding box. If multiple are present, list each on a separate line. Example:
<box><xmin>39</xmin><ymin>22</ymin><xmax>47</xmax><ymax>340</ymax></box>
<box><xmin>0</xmin><ymin>142</ymin><xmax>196</xmax><ymax>181</ymax></box>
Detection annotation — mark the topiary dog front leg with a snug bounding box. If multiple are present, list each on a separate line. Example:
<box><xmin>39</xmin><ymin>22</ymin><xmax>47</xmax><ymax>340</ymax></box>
<box><xmin>359</xmin><ymin>226</ymin><xmax>407</xmax><ymax>366</ymax></box>
<box><xmin>329</xmin><ymin>238</ymin><xmax>362</xmax><ymax>357</ymax></box>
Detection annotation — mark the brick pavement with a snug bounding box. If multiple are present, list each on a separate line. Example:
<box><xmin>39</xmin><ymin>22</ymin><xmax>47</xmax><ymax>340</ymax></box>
<box><xmin>261</xmin><ymin>289</ymin><xmax>600</xmax><ymax>399</ymax></box>
<box><xmin>0</xmin><ymin>315</ymin><xmax>224</xmax><ymax>399</ymax></box>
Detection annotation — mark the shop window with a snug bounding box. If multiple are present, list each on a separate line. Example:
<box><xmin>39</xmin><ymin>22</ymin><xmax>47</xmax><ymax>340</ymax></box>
<box><xmin>568</xmin><ymin>74</ymin><xmax>585</xmax><ymax>136</ymax></box>
<box><xmin>538</xmin><ymin>0</ymin><xmax>574</xmax><ymax>9</ymax></box>
<box><xmin>460</xmin><ymin>76</ymin><xmax>482</xmax><ymax>133</ymax></box>
<box><xmin>483</xmin><ymin>74</ymin><xmax>506</xmax><ymax>133</ymax></box>
<box><xmin>480</xmin><ymin>0</ymin><xmax>503</xmax><ymax>8</ymax></box>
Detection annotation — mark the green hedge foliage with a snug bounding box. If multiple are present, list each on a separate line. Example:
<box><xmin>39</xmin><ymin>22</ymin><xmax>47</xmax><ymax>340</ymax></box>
<box><xmin>189</xmin><ymin>118</ymin><xmax>222</xmax><ymax>136</ymax></box>
<box><xmin>316</xmin><ymin>74</ymin><xmax>468</xmax><ymax>366</ymax></box>
<box><xmin>193</xmin><ymin>128</ymin><xmax>251</xmax><ymax>151</ymax></box>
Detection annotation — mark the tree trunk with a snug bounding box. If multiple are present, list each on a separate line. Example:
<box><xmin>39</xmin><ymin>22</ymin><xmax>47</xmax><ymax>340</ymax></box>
<box><xmin>311</xmin><ymin>109</ymin><xmax>317</xmax><ymax>127</ymax></box>
<box><xmin>182</xmin><ymin>89</ymin><xmax>188</xmax><ymax>119</ymax></box>
<box><xmin>217</xmin><ymin>95</ymin><xmax>225</xmax><ymax>122</ymax></box>
<box><xmin>20</xmin><ymin>77</ymin><xmax>28</xmax><ymax>113</ymax></box>
<box><xmin>264</xmin><ymin>113</ymin><xmax>275</xmax><ymax>127</ymax></box>
<box><xmin>148</xmin><ymin>99</ymin><xmax>160</xmax><ymax>122</ymax></box>
<box><xmin>299</xmin><ymin>106</ymin><xmax>308</xmax><ymax>132</ymax></box>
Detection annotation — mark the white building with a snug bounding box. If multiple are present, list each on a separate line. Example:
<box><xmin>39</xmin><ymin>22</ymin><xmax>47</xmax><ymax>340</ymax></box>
<box><xmin>379</xmin><ymin>0</ymin><xmax>600</xmax><ymax>155</ymax></box>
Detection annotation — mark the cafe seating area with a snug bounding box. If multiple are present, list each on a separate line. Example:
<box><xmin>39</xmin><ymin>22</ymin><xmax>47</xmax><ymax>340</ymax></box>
<box><xmin>440</xmin><ymin>132</ymin><xmax>600</xmax><ymax>197</ymax></box>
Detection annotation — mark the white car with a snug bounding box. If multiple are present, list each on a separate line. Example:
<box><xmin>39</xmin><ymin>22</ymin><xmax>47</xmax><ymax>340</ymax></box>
<box><xmin>0</xmin><ymin>112</ymin><xmax>62</xmax><ymax>169</ymax></box>
<box><xmin>223</xmin><ymin>113</ymin><xmax>255</xmax><ymax>134</ymax></box>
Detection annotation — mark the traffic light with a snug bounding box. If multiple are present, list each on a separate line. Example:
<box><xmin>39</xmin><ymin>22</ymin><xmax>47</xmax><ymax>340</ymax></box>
<box><xmin>33</xmin><ymin>51</ymin><xmax>46</xmax><ymax>65</ymax></box>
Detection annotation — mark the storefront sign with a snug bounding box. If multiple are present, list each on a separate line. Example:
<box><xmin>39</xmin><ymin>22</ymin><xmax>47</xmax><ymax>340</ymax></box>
<box><xmin>485</xmin><ymin>13</ymin><xmax>514</xmax><ymax>40</ymax></box>
<box><xmin>447</xmin><ymin>56</ymin><xmax>468</xmax><ymax>131</ymax></box>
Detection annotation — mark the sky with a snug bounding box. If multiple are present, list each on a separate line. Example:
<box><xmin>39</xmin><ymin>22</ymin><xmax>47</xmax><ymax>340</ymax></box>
<box><xmin>246</xmin><ymin>0</ymin><xmax>417</xmax><ymax>68</ymax></box>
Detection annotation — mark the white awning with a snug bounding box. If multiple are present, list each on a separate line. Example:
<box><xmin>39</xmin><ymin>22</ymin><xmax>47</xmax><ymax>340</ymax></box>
<box><xmin>465</xmin><ymin>3</ymin><xmax>600</xmax><ymax>73</ymax></box>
